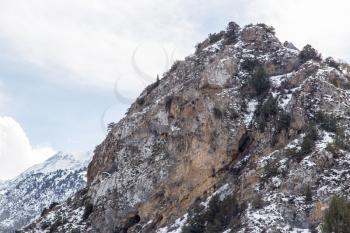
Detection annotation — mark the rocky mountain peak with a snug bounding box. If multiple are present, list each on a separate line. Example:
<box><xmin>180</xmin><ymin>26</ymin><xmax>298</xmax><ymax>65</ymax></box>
<box><xmin>23</xmin><ymin>22</ymin><xmax>350</xmax><ymax>233</ymax></box>
<box><xmin>0</xmin><ymin>151</ymin><xmax>92</xmax><ymax>233</ymax></box>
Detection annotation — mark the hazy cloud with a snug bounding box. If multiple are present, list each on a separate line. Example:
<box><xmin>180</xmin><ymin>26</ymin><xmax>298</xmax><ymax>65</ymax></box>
<box><xmin>0</xmin><ymin>116</ymin><xmax>55</xmax><ymax>180</ymax></box>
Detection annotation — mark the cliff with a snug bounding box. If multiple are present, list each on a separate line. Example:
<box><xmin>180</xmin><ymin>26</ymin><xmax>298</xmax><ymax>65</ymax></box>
<box><xmin>23</xmin><ymin>22</ymin><xmax>350</xmax><ymax>233</ymax></box>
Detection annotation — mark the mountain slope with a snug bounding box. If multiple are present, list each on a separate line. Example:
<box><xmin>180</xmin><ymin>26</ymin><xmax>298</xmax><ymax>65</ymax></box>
<box><xmin>23</xmin><ymin>23</ymin><xmax>350</xmax><ymax>233</ymax></box>
<box><xmin>0</xmin><ymin>152</ymin><xmax>92</xmax><ymax>232</ymax></box>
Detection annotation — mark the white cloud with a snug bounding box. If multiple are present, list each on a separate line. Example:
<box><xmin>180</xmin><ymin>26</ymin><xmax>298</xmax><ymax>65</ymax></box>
<box><xmin>0</xmin><ymin>116</ymin><xmax>55</xmax><ymax>180</ymax></box>
<box><xmin>0</xmin><ymin>0</ymin><xmax>349</xmax><ymax>95</ymax></box>
<box><xmin>0</xmin><ymin>0</ymin><xmax>204</xmax><ymax>94</ymax></box>
<box><xmin>246</xmin><ymin>0</ymin><xmax>350</xmax><ymax>61</ymax></box>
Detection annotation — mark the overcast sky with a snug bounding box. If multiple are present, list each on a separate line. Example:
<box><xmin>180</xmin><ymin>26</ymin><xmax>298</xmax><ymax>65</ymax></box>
<box><xmin>0</xmin><ymin>0</ymin><xmax>350</xmax><ymax>179</ymax></box>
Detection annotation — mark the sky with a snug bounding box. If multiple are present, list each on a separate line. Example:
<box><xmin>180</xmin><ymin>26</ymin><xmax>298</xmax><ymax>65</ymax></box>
<box><xmin>1</xmin><ymin>0</ymin><xmax>350</xmax><ymax>180</ymax></box>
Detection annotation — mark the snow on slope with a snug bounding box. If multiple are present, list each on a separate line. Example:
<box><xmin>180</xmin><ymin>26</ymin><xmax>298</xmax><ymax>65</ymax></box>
<box><xmin>0</xmin><ymin>151</ymin><xmax>92</xmax><ymax>233</ymax></box>
<box><xmin>24</xmin><ymin>152</ymin><xmax>91</xmax><ymax>176</ymax></box>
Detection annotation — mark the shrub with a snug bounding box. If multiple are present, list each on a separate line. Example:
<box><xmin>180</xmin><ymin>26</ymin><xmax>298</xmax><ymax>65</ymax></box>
<box><xmin>213</xmin><ymin>107</ymin><xmax>223</xmax><ymax>119</ymax></box>
<box><xmin>298</xmin><ymin>123</ymin><xmax>318</xmax><ymax>158</ymax></box>
<box><xmin>170</xmin><ymin>60</ymin><xmax>180</xmax><ymax>73</ymax></box>
<box><xmin>325</xmin><ymin>57</ymin><xmax>340</xmax><ymax>70</ymax></box>
<box><xmin>208</xmin><ymin>31</ymin><xmax>225</xmax><ymax>44</ymax></box>
<box><xmin>182</xmin><ymin>205</ymin><xmax>206</xmax><ymax>233</ymax></box>
<box><xmin>299</xmin><ymin>45</ymin><xmax>322</xmax><ymax>63</ymax></box>
<box><xmin>263</xmin><ymin>160</ymin><xmax>279</xmax><ymax>181</ymax></box>
<box><xmin>304</xmin><ymin>185</ymin><xmax>313</xmax><ymax>204</ymax></box>
<box><xmin>107</xmin><ymin>122</ymin><xmax>116</xmax><ymax>132</ymax></box>
<box><xmin>276</xmin><ymin>111</ymin><xmax>291</xmax><ymax>133</ymax></box>
<box><xmin>225</xmin><ymin>108</ymin><xmax>239</xmax><ymax>120</ymax></box>
<box><xmin>195</xmin><ymin>43</ymin><xmax>202</xmax><ymax>53</ymax></box>
<box><xmin>136</xmin><ymin>97</ymin><xmax>145</xmax><ymax>106</ymax></box>
<box><xmin>224</xmin><ymin>22</ymin><xmax>240</xmax><ymax>44</ymax></box>
<box><xmin>288</xmin><ymin>123</ymin><xmax>318</xmax><ymax>162</ymax></box>
<box><xmin>241</xmin><ymin>58</ymin><xmax>260</xmax><ymax>72</ymax></box>
<box><xmin>252</xmin><ymin>194</ymin><xmax>264</xmax><ymax>209</ymax></box>
<box><xmin>257</xmin><ymin>96</ymin><xmax>278</xmax><ymax>132</ymax></box>
<box><xmin>271</xmin><ymin>111</ymin><xmax>291</xmax><ymax>146</ymax></box>
<box><xmin>260</xmin><ymin>159</ymin><xmax>280</xmax><ymax>186</ymax></box>
<box><xmin>206</xmin><ymin>195</ymin><xmax>239</xmax><ymax>231</ymax></box>
<box><xmin>261</xmin><ymin>96</ymin><xmax>278</xmax><ymax>117</ymax></box>
<box><xmin>285</xmin><ymin>146</ymin><xmax>298</xmax><ymax>157</ymax></box>
<box><xmin>325</xmin><ymin>143</ymin><xmax>339</xmax><ymax>156</ymax></box>
<box><xmin>256</xmin><ymin>23</ymin><xmax>275</xmax><ymax>34</ymax></box>
<box><xmin>333</xmin><ymin>128</ymin><xmax>350</xmax><ymax>151</ymax></box>
<box><xmin>226</xmin><ymin>22</ymin><xmax>240</xmax><ymax>35</ymax></box>
<box><xmin>145</xmin><ymin>76</ymin><xmax>160</xmax><ymax>94</ymax></box>
<box><xmin>325</xmin><ymin>128</ymin><xmax>350</xmax><ymax>157</ymax></box>
<box><xmin>82</xmin><ymin>202</ymin><xmax>94</xmax><ymax>221</ymax></box>
<box><xmin>314</xmin><ymin>112</ymin><xmax>337</xmax><ymax>133</ymax></box>
<box><xmin>249</xmin><ymin>66</ymin><xmax>270</xmax><ymax>96</ymax></box>
<box><xmin>322</xmin><ymin>196</ymin><xmax>350</xmax><ymax>233</ymax></box>
<box><xmin>182</xmin><ymin>195</ymin><xmax>243</xmax><ymax>233</ymax></box>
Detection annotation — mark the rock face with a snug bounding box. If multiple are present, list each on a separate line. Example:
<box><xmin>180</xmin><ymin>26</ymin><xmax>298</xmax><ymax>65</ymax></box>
<box><xmin>0</xmin><ymin>152</ymin><xmax>91</xmax><ymax>233</ymax></box>
<box><xmin>23</xmin><ymin>23</ymin><xmax>350</xmax><ymax>233</ymax></box>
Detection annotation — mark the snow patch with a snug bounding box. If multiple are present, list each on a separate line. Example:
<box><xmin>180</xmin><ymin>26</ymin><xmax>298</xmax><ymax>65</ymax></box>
<box><xmin>201</xmin><ymin>184</ymin><xmax>231</xmax><ymax>208</ymax></box>
<box><xmin>157</xmin><ymin>214</ymin><xmax>188</xmax><ymax>233</ymax></box>
<box><xmin>270</xmin><ymin>72</ymin><xmax>294</xmax><ymax>88</ymax></box>
<box><xmin>244</xmin><ymin>99</ymin><xmax>258</xmax><ymax>126</ymax></box>
<box><xmin>24</xmin><ymin>151</ymin><xmax>92</xmax><ymax>175</ymax></box>
<box><xmin>279</xmin><ymin>93</ymin><xmax>292</xmax><ymax>110</ymax></box>
<box><xmin>156</xmin><ymin>111</ymin><xmax>169</xmax><ymax>126</ymax></box>
<box><xmin>316</xmin><ymin>131</ymin><xmax>334</xmax><ymax>150</ymax></box>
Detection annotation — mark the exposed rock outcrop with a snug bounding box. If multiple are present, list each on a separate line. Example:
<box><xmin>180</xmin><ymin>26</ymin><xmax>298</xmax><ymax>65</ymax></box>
<box><xmin>23</xmin><ymin>22</ymin><xmax>350</xmax><ymax>233</ymax></box>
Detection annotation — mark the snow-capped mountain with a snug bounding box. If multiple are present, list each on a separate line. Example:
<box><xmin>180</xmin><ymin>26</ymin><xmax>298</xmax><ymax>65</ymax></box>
<box><xmin>0</xmin><ymin>151</ymin><xmax>92</xmax><ymax>233</ymax></box>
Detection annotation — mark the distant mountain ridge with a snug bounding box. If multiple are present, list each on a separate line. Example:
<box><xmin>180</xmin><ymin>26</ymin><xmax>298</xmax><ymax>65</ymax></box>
<box><xmin>0</xmin><ymin>151</ymin><xmax>92</xmax><ymax>233</ymax></box>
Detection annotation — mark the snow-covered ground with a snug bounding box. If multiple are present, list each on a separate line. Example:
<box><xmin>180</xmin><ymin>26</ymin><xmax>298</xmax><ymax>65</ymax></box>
<box><xmin>0</xmin><ymin>151</ymin><xmax>92</xmax><ymax>233</ymax></box>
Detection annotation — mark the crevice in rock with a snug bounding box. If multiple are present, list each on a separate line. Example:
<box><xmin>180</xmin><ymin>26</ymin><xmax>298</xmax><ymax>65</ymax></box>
<box><xmin>238</xmin><ymin>132</ymin><xmax>251</xmax><ymax>153</ymax></box>
<box><xmin>115</xmin><ymin>214</ymin><xmax>141</xmax><ymax>233</ymax></box>
<box><xmin>125</xmin><ymin>214</ymin><xmax>141</xmax><ymax>228</ymax></box>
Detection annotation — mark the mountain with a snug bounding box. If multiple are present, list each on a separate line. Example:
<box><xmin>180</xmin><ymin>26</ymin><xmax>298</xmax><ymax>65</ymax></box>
<box><xmin>23</xmin><ymin>22</ymin><xmax>350</xmax><ymax>232</ymax></box>
<box><xmin>0</xmin><ymin>151</ymin><xmax>92</xmax><ymax>233</ymax></box>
